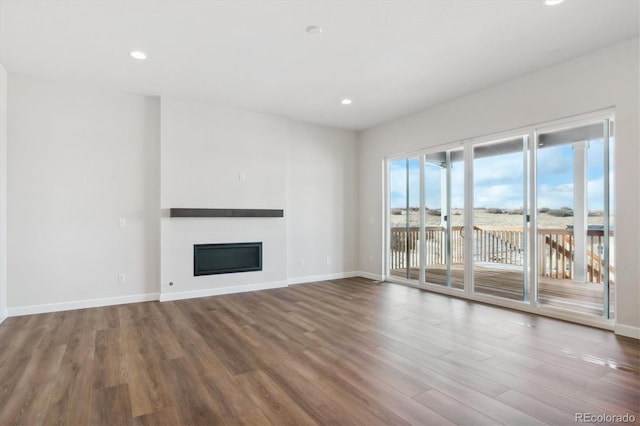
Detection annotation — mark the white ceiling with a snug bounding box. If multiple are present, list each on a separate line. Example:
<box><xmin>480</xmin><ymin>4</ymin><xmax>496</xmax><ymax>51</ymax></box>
<box><xmin>0</xmin><ymin>1</ymin><xmax>638</xmax><ymax>131</ymax></box>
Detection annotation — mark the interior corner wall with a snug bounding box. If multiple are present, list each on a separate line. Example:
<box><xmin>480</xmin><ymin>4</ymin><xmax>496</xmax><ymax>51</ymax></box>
<box><xmin>7</xmin><ymin>74</ymin><xmax>161</xmax><ymax>313</ymax></box>
<box><xmin>357</xmin><ymin>37</ymin><xmax>640</xmax><ymax>333</ymax></box>
<box><xmin>286</xmin><ymin>122</ymin><xmax>358</xmax><ymax>282</ymax></box>
<box><xmin>0</xmin><ymin>64</ymin><xmax>7</xmax><ymax>324</ymax></box>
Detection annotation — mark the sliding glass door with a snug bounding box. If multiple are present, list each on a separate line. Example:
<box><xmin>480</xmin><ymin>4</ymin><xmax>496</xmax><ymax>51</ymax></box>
<box><xmin>535</xmin><ymin>120</ymin><xmax>614</xmax><ymax>318</ymax></box>
<box><xmin>385</xmin><ymin>113</ymin><xmax>615</xmax><ymax>323</ymax></box>
<box><xmin>388</xmin><ymin>158</ymin><xmax>420</xmax><ymax>280</ymax></box>
<box><xmin>423</xmin><ymin>149</ymin><xmax>464</xmax><ymax>289</ymax></box>
<box><xmin>472</xmin><ymin>137</ymin><xmax>528</xmax><ymax>301</ymax></box>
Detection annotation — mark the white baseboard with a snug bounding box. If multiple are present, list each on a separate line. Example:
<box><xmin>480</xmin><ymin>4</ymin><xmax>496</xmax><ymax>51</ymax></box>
<box><xmin>7</xmin><ymin>293</ymin><xmax>160</xmax><ymax>317</ymax></box>
<box><xmin>160</xmin><ymin>281</ymin><xmax>287</xmax><ymax>302</ymax></box>
<box><xmin>287</xmin><ymin>271</ymin><xmax>358</xmax><ymax>286</ymax></box>
<box><xmin>356</xmin><ymin>271</ymin><xmax>384</xmax><ymax>281</ymax></box>
<box><xmin>0</xmin><ymin>311</ymin><xmax>6</xmax><ymax>325</ymax></box>
<box><xmin>1</xmin><ymin>273</ymin><xmax>386</xmax><ymax>318</ymax></box>
<box><xmin>615</xmin><ymin>323</ymin><xmax>640</xmax><ymax>339</ymax></box>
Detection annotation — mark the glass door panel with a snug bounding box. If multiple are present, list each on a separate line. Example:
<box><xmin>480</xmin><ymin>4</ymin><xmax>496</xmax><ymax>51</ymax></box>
<box><xmin>473</xmin><ymin>138</ymin><xmax>527</xmax><ymax>301</ymax></box>
<box><xmin>423</xmin><ymin>148</ymin><xmax>464</xmax><ymax>289</ymax></box>
<box><xmin>389</xmin><ymin>158</ymin><xmax>420</xmax><ymax>280</ymax></box>
<box><xmin>450</xmin><ymin>149</ymin><xmax>465</xmax><ymax>290</ymax></box>
<box><xmin>423</xmin><ymin>154</ymin><xmax>446</xmax><ymax>285</ymax></box>
<box><xmin>607</xmin><ymin>130</ymin><xmax>615</xmax><ymax>319</ymax></box>
<box><xmin>587</xmin><ymin>134</ymin><xmax>614</xmax><ymax>318</ymax></box>
<box><xmin>536</xmin><ymin>121</ymin><xmax>613</xmax><ymax>318</ymax></box>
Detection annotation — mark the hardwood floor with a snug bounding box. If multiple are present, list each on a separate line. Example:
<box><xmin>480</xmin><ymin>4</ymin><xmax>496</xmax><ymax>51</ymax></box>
<box><xmin>0</xmin><ymin>277</ymin><xmax>638</xmax><ymax>425</ymax></box>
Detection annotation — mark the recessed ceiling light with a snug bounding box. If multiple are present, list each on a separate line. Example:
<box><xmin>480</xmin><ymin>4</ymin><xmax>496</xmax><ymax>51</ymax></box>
<box><xmin>341</xmin><ymin>98</ymin><xmax>352</xmax><ymax>105</ymax></box>
<box><xmin>306</xmin><ymin>25</ymin><xmax>322</xmax><ymax>35</ymax></box>
<box><xmin>544</xmin><ymin>0</ymin><xmax>565</xmax><ymax>5</ymax></box>
<box><xmin>130</xmin><ymin>50</ymin><xmax>147</xmax><ymax>60</ymax></box>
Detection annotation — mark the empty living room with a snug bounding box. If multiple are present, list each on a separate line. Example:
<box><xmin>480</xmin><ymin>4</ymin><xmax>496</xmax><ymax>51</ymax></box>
<box><xmin>0</xmin><ymin>1</ymin><xmax>638</xmax><ymax>425</ymax></box>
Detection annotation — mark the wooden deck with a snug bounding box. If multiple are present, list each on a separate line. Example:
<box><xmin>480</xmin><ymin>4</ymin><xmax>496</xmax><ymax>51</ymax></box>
<box><xmin>391</xmin><ymin>264</ymin><xmax>614</xmax><ymax>317</ymax></box>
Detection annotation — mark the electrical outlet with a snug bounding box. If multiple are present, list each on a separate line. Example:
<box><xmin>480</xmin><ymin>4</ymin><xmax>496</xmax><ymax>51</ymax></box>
<box><xmin>119</xmin><ymin>218</ymin><xmax>126</xmax><ymax>228</ymax></box>
<box><xmin>118</xmin><ymin>274</ymin><xmax>126</xmax><ymax>284</ymax></box>
<box><xmin>326</xmin><ymin>257</ymin><xmax>331</xmax><ymax>265</ymax></box>
<box><xmin>369</xmin><ymin>255</ymin><xmax>374</xmax><ymax>263</ymax></box>
<box><xmin>297</xmin><ymin>259</ymin><xmax>304</xmax><ymax>267</ymax></box>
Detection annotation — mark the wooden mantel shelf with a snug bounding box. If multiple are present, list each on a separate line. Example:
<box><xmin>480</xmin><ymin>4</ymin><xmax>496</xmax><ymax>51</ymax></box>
<box><xmin>169</xmin><ymin>208</ymin><xmax>284</xmax><ymax>218</ymax></box>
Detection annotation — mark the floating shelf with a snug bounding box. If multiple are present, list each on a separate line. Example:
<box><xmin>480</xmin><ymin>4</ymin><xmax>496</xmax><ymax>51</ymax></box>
<box><xmin>169</xmin><ymin>208</ymin><xmax>284</xmax><ymax>218</ymax></box>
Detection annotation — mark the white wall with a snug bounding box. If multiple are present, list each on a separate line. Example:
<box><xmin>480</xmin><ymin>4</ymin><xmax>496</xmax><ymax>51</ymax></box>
<box><xmin>286</xmin><ymin>122</ymin><xmax>358</xmax><ymax>283</ymax></box>
<box><xmin>160</xmin><ymin>97</ymin><xmax>359</xmax><ymax>299</ymax></box>
<box><xmin>160</xmin><ymin>97</ymin><xmax>289</xmax><ymax>298</ymax></box>
<box><xmin>358</xmin><ymin>38</ymin><xmax>640</xmax><ymax>335</ymax></box>
<box><xmin>0</xmin><ymin>64</ymin><xmax>7</xmax><ymax>323</ymax></box>
<box><xmin>7</xmin><ymin>74</ymin><xmax>161</xmax><ymax>313</ymax></box>
<box><xmin>4</xmin><ymin>77</ymin><xmax>358</xmax><ymax>311</ymax></box>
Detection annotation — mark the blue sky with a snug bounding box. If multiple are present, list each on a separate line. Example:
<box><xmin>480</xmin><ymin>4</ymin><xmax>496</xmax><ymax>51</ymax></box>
<box><xmin>390</xmin><ymin>139</ymin><xmax>610</xmax><ymax>210</ymax></box>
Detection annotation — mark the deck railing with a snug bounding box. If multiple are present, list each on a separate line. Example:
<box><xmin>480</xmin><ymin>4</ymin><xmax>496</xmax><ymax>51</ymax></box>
<box><xmin>390</xmin><ymin>226</ymin><xmax>613</xmax><ymax>284</ymax></box>
<box><xmin>390</xmin><ymin>226</ymin><xmax>464</xmax><ymax>270</ymax></box>
<box><xmin>473</xmin><ymin>226</ymin><xmax>525</xmax><ymax>266</ymax></box>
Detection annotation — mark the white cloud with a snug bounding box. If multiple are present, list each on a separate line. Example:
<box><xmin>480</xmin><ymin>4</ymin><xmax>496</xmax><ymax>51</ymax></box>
<box><xmin>538</xmin><ymin>182</ymin><xmax>573</xmax><ymax>209</ymax></box>
<box><xmin>475</xmin><ymin>184</ymin><xmax>524</xmax><ymax>209</ymax></box>
<box><xmin>537</xmin><ymin>145</ymin><xmax>573</xmax><ymax>175</ymax></box>
<box><xmin>587</xmin><ymin>171</ymin><xmax>613</xmax><ymax>211</ymax></box>
<box><xmin>474</xmin><ymin>153</ymin><xmax>524</xmax><ymax>185</ymax></box>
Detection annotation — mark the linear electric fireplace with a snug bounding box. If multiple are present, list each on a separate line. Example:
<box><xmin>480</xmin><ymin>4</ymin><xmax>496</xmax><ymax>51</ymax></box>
<box><xmin>194</xmin><ymin>242</ymin><xmax>262</xmax><ymax>276</ymax></box>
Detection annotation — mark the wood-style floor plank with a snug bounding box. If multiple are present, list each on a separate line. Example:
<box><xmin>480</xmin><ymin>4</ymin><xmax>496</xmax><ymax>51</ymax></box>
<box><xmin>233</xmin><ymin>369</ymin><xmax>318</xmax><ymax>426</ymax></box>
<box><xmin>88</xmin><ymin>383</ymin><xmax>133</xmax><ymax>426</ymax></box>
<box><xmin>43</xmin><ymin>361</ymin><xmax>94</xmax><ymax>426</ymax></box>
<box><xmin>0</xmin><ymin>277</ymin><xmax>638</xmax><ymax>425</ymax></box>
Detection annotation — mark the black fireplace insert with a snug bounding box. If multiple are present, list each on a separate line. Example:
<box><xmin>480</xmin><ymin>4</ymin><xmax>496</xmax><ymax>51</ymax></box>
<box><xmin>194</xmin><ymin>242</ymin><xmax>262</xmax><ymax>276</ymax></box>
